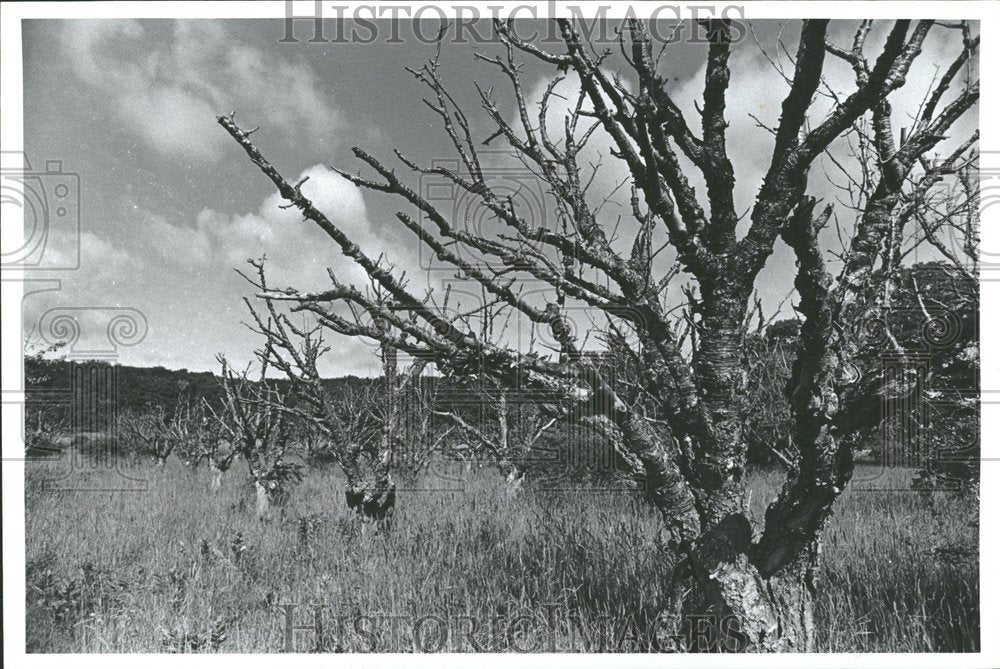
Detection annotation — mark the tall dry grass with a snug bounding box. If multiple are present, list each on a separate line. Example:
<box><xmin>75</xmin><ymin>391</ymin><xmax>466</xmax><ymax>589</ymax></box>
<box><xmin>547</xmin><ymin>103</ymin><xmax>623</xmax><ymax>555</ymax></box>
<box><xmin>25</xmin><ymin>456</ymin><xmax>978</xmax><ymax>652</ymax></box>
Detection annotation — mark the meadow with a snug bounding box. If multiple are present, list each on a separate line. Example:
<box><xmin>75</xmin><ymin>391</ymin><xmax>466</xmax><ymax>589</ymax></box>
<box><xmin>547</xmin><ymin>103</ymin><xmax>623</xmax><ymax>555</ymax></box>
<box><xmin>25</xmin><ymin>457</ymin><xmax>979</xmax><ymax>653</ymax></box>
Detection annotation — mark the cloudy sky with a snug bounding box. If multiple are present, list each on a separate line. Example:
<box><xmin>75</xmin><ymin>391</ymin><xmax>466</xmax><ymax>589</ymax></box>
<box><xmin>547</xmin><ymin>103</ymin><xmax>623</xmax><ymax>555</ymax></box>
<box><xmin>20</xmin><ymin>19</ymin><xmax>976</xmax><ymax>376</ymax></box>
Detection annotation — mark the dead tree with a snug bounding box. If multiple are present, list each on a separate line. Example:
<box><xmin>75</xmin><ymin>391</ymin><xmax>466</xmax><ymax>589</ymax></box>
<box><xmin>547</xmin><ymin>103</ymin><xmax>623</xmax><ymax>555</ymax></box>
<box><xmin>212</xmin><ymin>353</ymin><xmax>301</xmax><ymax>520</ymax></box>
<box><xmin>345</xmin><ymin>321</ymin><xmax>401</xmax><ymax>519</ymax></box>
<box><xmin>119</xmin><ymin>396</ymin><xmax>195</xmax><ymax>468</ymax></box>
<box><xmin>24</xmin><ymin>334</ymin><xmax>70</xmax><ymax>458</ymax></box>
<box><xmin>815</xmin><ymin>24</ymin><xmax>980</xmax><ymax>464</ymax></box>
<box><xmin>239</xmin><ymin>282</ymin><xmax>423</xmax><ymax>521</ymax></box>
<box><xmin>217</xmin><ymin>18</ymin><xmax>978</xmax><ymax>650</ymax></box>
<box><xmin>415</xmin><ymin>295</ymin><xmax>557</xmax><ymax>486</ymax></box>
<box><xmin>25</xmin><ymin>407</ymin><xmax>70</xmax><ymax>459</ymax></box>
<box><xmin>429</xmin><ymin>381</ymin><xmax>556</xmax><ymax>489</ymax></box>
<box><xmin>187</xmin><ymin>400</ymin><xmax>240</xmax><ymax>491</ymax></box>
<box><xmin>390</xmin><ymin>375</ymin><xmax>456</xmax><ymax>476</ymax></box>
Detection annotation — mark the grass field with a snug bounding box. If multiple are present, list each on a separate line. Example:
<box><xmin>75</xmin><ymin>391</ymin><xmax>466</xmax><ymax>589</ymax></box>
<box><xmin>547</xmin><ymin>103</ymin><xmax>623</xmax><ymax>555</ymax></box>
<box><xmin>24</xmin><ymin>457</ymin><xmax>979</xmax><ymax>653</ymax></box>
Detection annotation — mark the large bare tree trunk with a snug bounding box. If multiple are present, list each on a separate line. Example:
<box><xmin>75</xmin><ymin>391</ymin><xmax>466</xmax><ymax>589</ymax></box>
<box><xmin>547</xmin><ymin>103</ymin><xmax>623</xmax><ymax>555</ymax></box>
<box><xmin>691</xmin><ymin>287</ymin><xmax>753</xmax><ymax>526</ymax></box>
<box><xmin>666</xmin><ymin>516</ymin><xmax>817</xmax><ymax>652</ymax></box>
<box><xmin>620</xmin><ymin>297</ymin><xmax>823</xmax><ymax>651</ymax></box>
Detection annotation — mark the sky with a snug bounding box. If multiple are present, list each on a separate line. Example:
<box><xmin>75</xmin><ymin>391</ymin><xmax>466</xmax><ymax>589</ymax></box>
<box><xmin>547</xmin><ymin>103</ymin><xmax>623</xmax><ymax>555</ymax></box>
<box><xmin>19</xmin><ymin>18</ymin><xmax>978</xmax><ymax>376</ymax></box>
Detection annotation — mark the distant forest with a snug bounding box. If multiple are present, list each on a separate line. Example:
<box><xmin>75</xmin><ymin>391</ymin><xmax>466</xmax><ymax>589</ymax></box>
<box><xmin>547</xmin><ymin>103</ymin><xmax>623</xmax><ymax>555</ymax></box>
<box><xmin>24</xmin><ymin>356</ymin><xmax>373</xmax><ymax>424</ymax></box>
<box><xmin>22</xmin><ymin>263</ymin><xmax>979</xmax><ymax>481</ymax></box>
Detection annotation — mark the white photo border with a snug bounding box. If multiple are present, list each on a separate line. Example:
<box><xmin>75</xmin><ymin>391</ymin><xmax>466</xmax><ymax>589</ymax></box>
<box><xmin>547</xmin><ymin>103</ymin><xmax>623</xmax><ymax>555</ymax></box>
<box><xmin>1</xmin><ymin>2</ymin><xmax>995</xmax><ymax>667</ymax></box>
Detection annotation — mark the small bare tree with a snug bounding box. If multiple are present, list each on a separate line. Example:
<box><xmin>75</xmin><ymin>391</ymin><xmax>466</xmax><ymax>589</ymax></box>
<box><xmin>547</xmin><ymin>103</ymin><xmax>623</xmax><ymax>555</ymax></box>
<box><xmin>212</xmin><ymin>353</ymin><xmax>301</xmax><ymax>520</ymax></box>
<box><xmin>429</xmin><ymin>381</ymin><xmax>556</xmax><ymax>489</ymax></box>
<box><xmin>184</xmin><ymin>400</ymin><xmax>241</xmax><ymax>491</ymax></box>
<box><xmin>237</xmin><ymin>276</ymin><xmax>426</xmax><ymax>520</ymax></box>
<box><xmin>391</xmin><ymin>376</ymin><xmax>457</xmax><ymax>476</ymax></box>
<box><xmin>25</xmin><ymin>407</ymin><xmax>70</xmax><ymax>459</ymax></box>
<box><xmin>119</xmin><ymin>395</ymin><xmax>196</xmax><ymax>468</ymax></box>
<box><xmin>24</xmin><ymin>334</ymin><xmax>70</xmax><ymax>457</ymax></box>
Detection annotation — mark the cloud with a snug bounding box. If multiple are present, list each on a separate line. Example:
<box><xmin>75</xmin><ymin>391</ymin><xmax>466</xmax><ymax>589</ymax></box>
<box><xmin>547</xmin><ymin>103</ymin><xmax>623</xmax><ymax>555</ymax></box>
<box><xmin>119</xmin><ymin>87</ymin><xmax>224</xmax><ymax>159</ymax></box>
<box><xmin>60</xmin><ymin>21</ymin><xmax>342</xmax><ymax>161</ymax></box>
<box><xmin>23</xmin><ymin>166</ymin><xmax>403</xmax><ymax>376</ymax></box>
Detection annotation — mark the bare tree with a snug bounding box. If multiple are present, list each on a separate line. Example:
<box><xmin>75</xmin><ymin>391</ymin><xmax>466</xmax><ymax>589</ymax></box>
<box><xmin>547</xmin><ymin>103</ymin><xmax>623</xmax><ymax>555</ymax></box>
<box><xmin>212</xmin><ymin>353</ymin><xmax>301</xmax><ymax>520</ymax></box>
<box><xmin>25</xmin><ymin>407</ymin><xmax>70</xmax><ymax>459</ymax></box>
<box><xmin>429</xmin><ymin>380</ymin><xmax>556</xmax><ymax>489</ymax></box>
<box><xmin>389</xmin><ymin>375</ymin><xmax>457</xmax><ymax>476</ymax></box>
<box><xmin>24</xmin><ymin>335</ymin><xmax>71</xmax><ymax>457</ymax></box>
<box><xmin>238</xmin><ymin>277</ymin><xmax>424</xmax><ymax>520</ymax></box>
<box><xmin>217</xmin><ymin>19</ymin><xmax>978</xmax><ymax>650</ymax></box>
<box><xmin>185</xmin><ymin>400</ymin><xmax>240</xmax><ymax>491</ymax></box>
<box><xmin>119</xmin><ymin>396</ymin><xmax>196</xmax><ymax>469</ymax></box>
<box><xmin>815</xmin><ymin>24</ymin><xmax>980</xmax><ymax>477</ymax></box>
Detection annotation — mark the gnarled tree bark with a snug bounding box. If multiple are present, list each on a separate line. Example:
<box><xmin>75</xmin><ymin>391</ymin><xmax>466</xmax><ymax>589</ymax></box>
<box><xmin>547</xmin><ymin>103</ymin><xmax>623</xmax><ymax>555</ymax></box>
<box><xmin>216</xmin><ymin>16</ymin><xmax>977</xmax><ymax>651</ymax></box>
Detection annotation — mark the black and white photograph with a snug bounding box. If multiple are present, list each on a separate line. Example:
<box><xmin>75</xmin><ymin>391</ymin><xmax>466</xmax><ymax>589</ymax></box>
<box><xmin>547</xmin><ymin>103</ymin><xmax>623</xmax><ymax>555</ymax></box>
<box><xmin>1</xmin><ymin>1</ymin><xmax>995</xmax><ymax>664</ymax></box>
